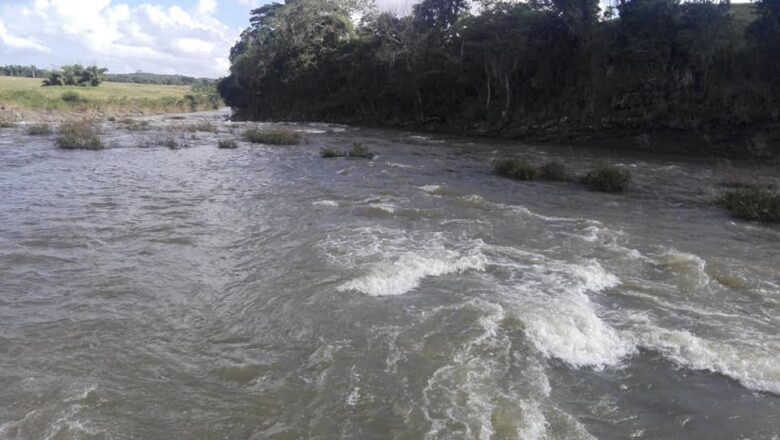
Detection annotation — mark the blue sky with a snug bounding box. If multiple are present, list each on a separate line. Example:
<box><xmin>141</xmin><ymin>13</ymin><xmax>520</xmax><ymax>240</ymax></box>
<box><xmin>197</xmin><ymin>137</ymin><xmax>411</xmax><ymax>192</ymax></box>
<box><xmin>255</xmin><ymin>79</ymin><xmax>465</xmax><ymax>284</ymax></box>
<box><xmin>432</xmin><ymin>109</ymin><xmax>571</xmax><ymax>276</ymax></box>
<box><xmin>0</xmin><ymin>0</ymin><xmax>415</xmax><ymax>78</ymax></box>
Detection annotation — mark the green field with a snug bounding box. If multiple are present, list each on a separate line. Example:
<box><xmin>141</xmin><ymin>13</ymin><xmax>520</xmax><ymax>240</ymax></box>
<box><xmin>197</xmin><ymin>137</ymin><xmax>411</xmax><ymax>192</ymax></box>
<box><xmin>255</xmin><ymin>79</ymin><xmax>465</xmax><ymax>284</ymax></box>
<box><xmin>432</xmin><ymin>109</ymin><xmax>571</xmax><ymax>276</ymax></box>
<box><xmin>0</xmin><ymin>76</ymin><xmax>221</xmax><ymax>117</ymax></box>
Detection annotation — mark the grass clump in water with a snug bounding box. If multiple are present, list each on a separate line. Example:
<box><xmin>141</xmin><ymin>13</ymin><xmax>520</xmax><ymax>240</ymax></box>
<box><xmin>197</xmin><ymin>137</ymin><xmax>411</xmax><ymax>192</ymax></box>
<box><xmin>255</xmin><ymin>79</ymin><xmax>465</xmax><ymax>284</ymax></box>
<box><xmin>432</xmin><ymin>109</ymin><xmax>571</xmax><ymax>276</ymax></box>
<box><xmin>494</xmin><ymin>159</ymin><xmax>537</xmax><ymax>181</ymax></box>
<box><xmin>244</xmin><ymin>128</ymin><xmax>301</xmax><ymax>145</ymax></box>
<box><xmin>137</xmin><ymin>131</ymin><xmax>190</xmax><ymax>150</ymax></box>
<box><xmin>0</xmin><ymin>121</ymin><xmax>16</xmax><ymax>128</ymax></box>
<box><xmin>120</xmin><ymin>118</ymin><xmax>150</xmax><ymax>131</ymax></box>
<box><xmin>26</xmin><ymin>123</ymin><xmax>53</xmax><ymax>135</ymax></box>
<box><xmin>583</xmin><ymin>164</ymin><xmax>631</xmax><ymax>192</ymax></box>
<box><xmin>56</xmin><ymin>120</ymin><xmax>103</xmax><ymax>150</ymax></box>
<box><xmin>720</xmin><ymin>184</ymin><xmax>780</xmax><ymax>222</ymax></box>
<box><xmin>185</xmin><ymin>121</ymin><xmax>218</xmax><ymax>133</ymax></box>
<box><xmin>347</xmin><ymin>142</ymin><xmax>374</xmax><ymax>159</ymax></box>
<box><xmin>539</xmin><ymin>160</ymin><xmax>567</xmax><ymax>181</ymax></box>
<box><xmin>218</xmin><ymin>139</ymin><xmax>238</xmax><ymax>149</ymax></box>
<box><xmin>321</xmin><ymin>147</ymin><xmax>345</xmax><ymax>158</ymax></box>
<box><xmin>320</xmin><ymin>143</ymin><xmax>375</xmax><ymax>159</ymax></box>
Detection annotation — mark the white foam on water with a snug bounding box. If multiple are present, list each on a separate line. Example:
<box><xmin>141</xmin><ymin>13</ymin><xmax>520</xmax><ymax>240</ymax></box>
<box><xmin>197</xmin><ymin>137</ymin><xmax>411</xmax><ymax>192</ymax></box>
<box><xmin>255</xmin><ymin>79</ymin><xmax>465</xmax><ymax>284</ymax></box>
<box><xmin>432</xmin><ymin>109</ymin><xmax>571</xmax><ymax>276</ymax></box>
<box><xmin>338</xmin><ymin>250</ymin><xmax>487</xmax><ymax>296</ymax></box>
<box><xmin>421</xmin><ymin>301</ymin><xmax>509</xmax><ymax>440</ymax></box>
<box><xmin>421</xmin><ymin>184</ymin><xmax>443</xmax><ymax>194</ymax></box>
<box><xmin>516</xmin><ymin>400</ymin><xmax>549</xmax><ymax>440</ymax></box>
<box><xmin>326</xmin><ymin>227</ymin><xmax>488</xmax><ymax>297</ymax></box>
<box><xmin>313</xmin><ymin>200</ymin><xmax>340</xmax><ymax>207</ymax></box>
<box><xmin>486</xmin><ymin>246</ymin><xmax>633</xmax><ymax>369</ymax></box>
<box><xmin>636</xmin><ymin>324</ymin><xmax>780</xmax><ymax>394</ymax></box>
<box><xmin>387</xmin><ymin>162</ymin><xmax>417</xmax><ymax>169</ymax></box>
<box><xmin>656</xmin><ymin>249</ymin><xmax>711</xmax><ymax>290</ymax></box>
<box><xmin>367</xmin><ymin>202</ymin><xmax>397</xmax><ymax>214</ymax></box>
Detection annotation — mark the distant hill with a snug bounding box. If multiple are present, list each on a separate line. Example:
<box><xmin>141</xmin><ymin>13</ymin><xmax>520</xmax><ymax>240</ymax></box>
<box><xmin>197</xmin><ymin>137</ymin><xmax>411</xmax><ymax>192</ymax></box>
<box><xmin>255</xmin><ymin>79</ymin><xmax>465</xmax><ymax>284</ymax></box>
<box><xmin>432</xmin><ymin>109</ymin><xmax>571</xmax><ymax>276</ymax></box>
<box><xmin>105</xmin><ymin>72</ymin><xmax>217</xmax><ymax>86</ymax></box>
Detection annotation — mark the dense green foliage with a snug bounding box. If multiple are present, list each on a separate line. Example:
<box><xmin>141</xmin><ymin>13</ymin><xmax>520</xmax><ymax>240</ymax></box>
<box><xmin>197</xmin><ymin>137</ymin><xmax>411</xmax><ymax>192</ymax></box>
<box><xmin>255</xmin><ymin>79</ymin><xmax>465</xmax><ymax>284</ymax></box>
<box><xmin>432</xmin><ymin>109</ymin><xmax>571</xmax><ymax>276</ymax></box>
<box><xmin>583</xmin><ymin>164</ymin><xmax>632</xmax><ymax>192</ymax></box>
<box><xmin>221</xmin><ymin>0</ymin><xmax>780</xmax><ymax>155</ymax></box>
<box><xmin>720</xmin><ymin>185</ymin><xmax>780</xmax><ymax>222</ymax></box>
<box><xmin>56</xmin><ymin>120</ymin><xmax>104</xmax><ymax>150</ymax></box>
<box><xmin>43</xmin><ymin>65</ymin><xmax>108</xmax><ymax>87</ymax></box>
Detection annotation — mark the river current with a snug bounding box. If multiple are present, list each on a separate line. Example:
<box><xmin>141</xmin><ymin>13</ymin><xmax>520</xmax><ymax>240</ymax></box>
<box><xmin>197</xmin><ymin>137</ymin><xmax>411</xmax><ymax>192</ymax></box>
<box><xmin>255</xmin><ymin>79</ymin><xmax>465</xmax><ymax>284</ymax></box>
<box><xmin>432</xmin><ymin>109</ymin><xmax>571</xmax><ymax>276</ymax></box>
<box><xmin>0</xmin><ymin>110</ymin><xmax>778</xmax><ymax>439</ymax></box>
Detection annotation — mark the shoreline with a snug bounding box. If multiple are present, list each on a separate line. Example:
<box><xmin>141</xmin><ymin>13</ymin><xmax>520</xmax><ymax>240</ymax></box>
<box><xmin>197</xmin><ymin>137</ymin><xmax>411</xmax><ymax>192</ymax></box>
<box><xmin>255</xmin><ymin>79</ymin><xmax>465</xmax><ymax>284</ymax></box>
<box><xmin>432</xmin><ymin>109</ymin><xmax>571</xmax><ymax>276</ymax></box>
<box><xmin>230</xmin><ymin>111</ymin><xmax>780</xmax><ymax>163</ymax></box>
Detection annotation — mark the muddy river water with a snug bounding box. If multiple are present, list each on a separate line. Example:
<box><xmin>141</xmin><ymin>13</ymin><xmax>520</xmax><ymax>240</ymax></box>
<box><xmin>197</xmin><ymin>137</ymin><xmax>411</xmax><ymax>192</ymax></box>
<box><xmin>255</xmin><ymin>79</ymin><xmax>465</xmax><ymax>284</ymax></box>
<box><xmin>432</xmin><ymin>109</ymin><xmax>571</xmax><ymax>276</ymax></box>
<box><xmin>0</xmin><ymin>110</ymin><xmax>778</xmax><ymax>439</ymax></box>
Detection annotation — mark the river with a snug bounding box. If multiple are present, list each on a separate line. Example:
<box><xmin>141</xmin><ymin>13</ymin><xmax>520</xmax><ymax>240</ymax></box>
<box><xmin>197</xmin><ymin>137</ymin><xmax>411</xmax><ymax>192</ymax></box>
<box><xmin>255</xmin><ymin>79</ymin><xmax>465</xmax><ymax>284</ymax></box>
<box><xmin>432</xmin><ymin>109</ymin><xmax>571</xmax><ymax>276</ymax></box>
<box><xmin>0</xmin><ymin>110</ymin><xmax>778</xmax><ymax>439</ymax></box>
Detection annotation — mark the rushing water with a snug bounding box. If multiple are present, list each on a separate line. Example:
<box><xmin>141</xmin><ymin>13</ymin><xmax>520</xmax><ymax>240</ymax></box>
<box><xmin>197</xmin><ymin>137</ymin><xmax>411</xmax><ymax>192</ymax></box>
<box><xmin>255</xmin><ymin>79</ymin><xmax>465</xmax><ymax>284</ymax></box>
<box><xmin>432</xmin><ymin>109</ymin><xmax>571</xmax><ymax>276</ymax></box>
<box><xmin>1</xmin><ymin>110</ymin><xmax>779</xmax><ymax>439</ymax></box>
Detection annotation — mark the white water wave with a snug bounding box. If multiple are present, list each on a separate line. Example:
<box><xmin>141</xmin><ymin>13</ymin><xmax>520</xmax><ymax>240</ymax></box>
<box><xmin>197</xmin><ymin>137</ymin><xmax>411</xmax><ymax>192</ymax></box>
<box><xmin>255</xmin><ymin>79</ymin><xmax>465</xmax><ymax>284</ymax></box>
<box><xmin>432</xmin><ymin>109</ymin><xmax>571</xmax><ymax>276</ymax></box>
<box><xmin>338</xmin><ymin>248</ymin><xmax>487</xmax><ymax>296</ymax></box>
<box><xmin>636</xmin><ymin>324</ymin><xmax>780</xmax><ymax>395</ymax></box>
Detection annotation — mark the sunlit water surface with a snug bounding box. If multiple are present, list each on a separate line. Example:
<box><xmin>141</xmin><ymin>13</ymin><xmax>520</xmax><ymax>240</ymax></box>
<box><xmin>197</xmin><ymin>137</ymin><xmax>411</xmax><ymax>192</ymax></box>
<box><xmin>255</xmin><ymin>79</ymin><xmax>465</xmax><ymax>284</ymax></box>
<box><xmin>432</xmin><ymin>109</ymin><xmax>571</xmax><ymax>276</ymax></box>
<box><xmin>1</xmin><ymin>110</ymin><xmax>778</xmax><ymax>439</ymax></box>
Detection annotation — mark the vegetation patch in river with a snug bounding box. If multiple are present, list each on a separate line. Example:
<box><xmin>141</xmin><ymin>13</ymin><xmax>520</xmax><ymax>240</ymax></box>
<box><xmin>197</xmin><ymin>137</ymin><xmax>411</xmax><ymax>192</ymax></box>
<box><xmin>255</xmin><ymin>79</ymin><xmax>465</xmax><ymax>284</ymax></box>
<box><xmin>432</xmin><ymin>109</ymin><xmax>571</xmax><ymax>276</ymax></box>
<box><xmin>119</xmin><ymin>118</ymin><xmax>151</xmax><ymax>131</ymax></box>
<box><xmin>494</xmin><ymin>159</ymin><xmax>537</xmax><ymax>181</ymax></box>
<box><xmin>185</xmin><ymin>121</ymin><xmax>218</xmax><ymax>133</ymax></box>
<box><xmin>56</xmin><ymin>120</ymin><xmax>103</xmax><ymax>150</ymax></box>
<box><xmin>583</xmin><ymin>164</ymin><xmax>632</xmax><ymax>193</ymax></box>
<box><xmin>0</xmin><ymin>120</ymin><xmax>15</xmax><ymax>128</ymax></box>
<box><xmin>26</xmin><ymin>123</ymin><xmax>53</xmax><ymax>136</ymax></box>
<box><xmin>539</xmin><ymin>160</ymin><xmax>568</xmax><ymax>181</ymax></box>
<box><xmin>218</xmin><ymin>139</ymin><xmax>238</xmax><ymax>149</ymax></box>
<box><xmin>720</xmin><ymin>184</ymin><xmax>780</xmax><ymax>223</ymax></box>
<box><xmin>136</xmin><ymin>130</ymin><xmax>191</xmax><ymax>150</ymax></box>
<box><xmin>321</xmin><ymin>143</ymin><xmax>375</xmax><ymax>159</ymax></box>
<box><xmin>244</xmin><ymin>128</ymin><xmax>301</xmax><ymax>145</ymax></box>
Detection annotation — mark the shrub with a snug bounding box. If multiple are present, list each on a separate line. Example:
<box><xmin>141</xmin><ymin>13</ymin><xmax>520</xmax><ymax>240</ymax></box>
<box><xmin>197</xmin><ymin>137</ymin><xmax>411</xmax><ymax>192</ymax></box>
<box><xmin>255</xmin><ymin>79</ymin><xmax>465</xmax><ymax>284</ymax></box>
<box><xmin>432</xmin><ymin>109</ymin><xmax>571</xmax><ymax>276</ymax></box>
<box><xmin>61</xmin><ymin>91</ymin><xmax>86</xmax><ymax>103</ymax></box>
<box><xmin>583</xmin><ymin>164</ymin><xmax>631</xmax><ymax>192</ymax></box>
<box><xmin>137</xmin><ymin>131</ymin><xmax>190</xmax><ymax>149</ymax></box>
<box><xmin>720</xmin><ymin>185</ymin><xmax>780</xmax><ymax>222</ymax></box>
<box><xmin>347</xmin><ymin>142</ymin><xmax>375</xmax><ymax>159</ymax></box>
<box><xmin>539</xmin><ymin>160</ymin><xmax>567</xmax><ymax>181</ymax></box>
<box><xmin>244</xmin><ymin>128</ymin><xmax>301</xmax><ymax>145</ymax></box>
<box><xmin>218</xmin><ymin>139</ymin><xmax>238</xmax><ymax>149</ymax></box>
<box><xmin>56</xmin><ymin>120</ymin><xmax>103</xmax><ymax>150</ymax></box>
<box><xmin>119</xmin><ymin>119</ymin><xmax>150</xmax><ymax>131</ymax></box>
<box><xmin>494</xmin><ymin>159</ymin><xmax>537</xmax><ymax>181</ymax></box>
<box><xmin>321</xmin><ymin>147</ymin><xmax>345</xmax><ymax>158</ymax></box>
<box><xmin>187</xmin><ymin>121</ymin><xmax>217</xmax><ymax>132</ymax></box>
<box><xmin>26</xmin><ymin>123</ymin><xmax>53</xmax><ymax>136</ymax></box>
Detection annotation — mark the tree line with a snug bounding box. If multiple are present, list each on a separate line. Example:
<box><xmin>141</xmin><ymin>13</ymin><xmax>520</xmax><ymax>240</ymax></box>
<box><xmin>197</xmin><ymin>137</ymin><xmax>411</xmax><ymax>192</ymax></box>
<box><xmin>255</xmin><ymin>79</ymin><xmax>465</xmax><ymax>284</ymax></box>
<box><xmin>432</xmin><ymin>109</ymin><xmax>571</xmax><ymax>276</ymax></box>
<box><xmin>0</xmin><ymin>65</ymin><xmax>47</xmax><ymax>78</ymax></box>
<box><xmin>105</xmin><ymin>72</ymin><xmax>217</xmax><ymax>86</ymax></box>
<box><xmin>42</xmin><ymin>65</ymin><xmax>109</xmax><ymax>87</ymax></box>
<box><xmin>219</xmin><ymin>0</ymin><xmax>780</xmax><ymax>154</ymax></box>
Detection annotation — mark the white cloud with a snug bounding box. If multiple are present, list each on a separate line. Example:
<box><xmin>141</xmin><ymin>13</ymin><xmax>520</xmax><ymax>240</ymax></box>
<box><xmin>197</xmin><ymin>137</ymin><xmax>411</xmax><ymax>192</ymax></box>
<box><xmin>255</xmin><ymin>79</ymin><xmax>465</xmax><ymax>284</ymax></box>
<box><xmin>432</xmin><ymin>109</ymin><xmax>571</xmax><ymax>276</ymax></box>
<box><xmin>0</xmin><ymin>0</ymin><xmax>237</xmax><ymax>77</ymax></box>
<box><xmin>0</xmin><ymin>21</ymin><xmax>50</xmax><ymax>52</ymax></box>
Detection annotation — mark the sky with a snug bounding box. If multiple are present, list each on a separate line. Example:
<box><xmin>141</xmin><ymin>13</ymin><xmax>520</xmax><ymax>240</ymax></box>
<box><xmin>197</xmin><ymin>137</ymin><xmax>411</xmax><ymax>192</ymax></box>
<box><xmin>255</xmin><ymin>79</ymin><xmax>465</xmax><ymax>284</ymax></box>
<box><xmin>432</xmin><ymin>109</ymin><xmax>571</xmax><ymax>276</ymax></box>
<box><xmin>0</xmin><ymin>0</ymin><xmax>415</xmax><ymax>78</ymax></box>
